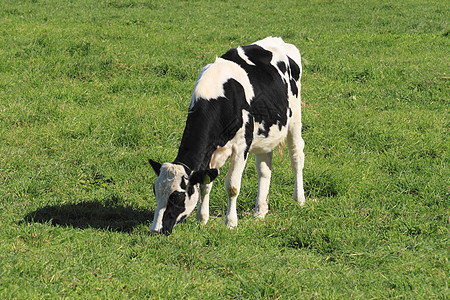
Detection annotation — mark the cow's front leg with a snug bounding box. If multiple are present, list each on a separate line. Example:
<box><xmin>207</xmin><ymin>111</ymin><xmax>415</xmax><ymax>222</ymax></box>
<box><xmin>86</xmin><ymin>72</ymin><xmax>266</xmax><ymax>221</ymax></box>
<box><xmin>224</xmin><ymin>152</ymin><xmax>247</xmax><ymax>229</ymax></box>
<box><xmin>253</xmin><ymin>151</ymin><xmax>273</xmax><ymax>219</ymax></box>
<box><xmin>196</xmin><ymin>182</ymin><xmax>213</xmax><ymax>225</ymax></box>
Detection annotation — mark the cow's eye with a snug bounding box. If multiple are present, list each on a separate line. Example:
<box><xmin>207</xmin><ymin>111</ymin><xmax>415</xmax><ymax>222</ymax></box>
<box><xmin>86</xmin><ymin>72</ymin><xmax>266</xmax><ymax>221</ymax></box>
<box><xmin>180</xmin><ymin>177</ymin><xmax>187</xmax><ymax>190</ymax></box>
<box><xmin>187</xmin><ymin>184</ymin><xmax>195</xmax><ymax>197</ymax></box>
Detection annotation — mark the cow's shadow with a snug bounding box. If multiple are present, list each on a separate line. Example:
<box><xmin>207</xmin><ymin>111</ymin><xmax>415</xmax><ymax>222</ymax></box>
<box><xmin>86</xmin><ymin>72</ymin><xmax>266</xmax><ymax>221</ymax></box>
<box><xmin>23</xmin><ymin>201</ymin><xmax>154</xmax><ymax>233</ymax></box>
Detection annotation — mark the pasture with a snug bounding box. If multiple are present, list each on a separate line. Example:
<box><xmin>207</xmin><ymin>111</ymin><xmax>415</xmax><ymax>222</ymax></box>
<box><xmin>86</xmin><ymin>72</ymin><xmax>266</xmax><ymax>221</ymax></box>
<box><xmin>0</xmin><ymin>0</ymin><xmax>448</xmax><ymax>298</ymax></box>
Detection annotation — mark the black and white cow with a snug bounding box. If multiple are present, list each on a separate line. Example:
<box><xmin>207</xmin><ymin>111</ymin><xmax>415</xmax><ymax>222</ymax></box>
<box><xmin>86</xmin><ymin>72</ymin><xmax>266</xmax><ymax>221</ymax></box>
<box><xmin>149</xmin><ymin>37</ymin><xmax>305</xmax><ymax>234</ymax></box>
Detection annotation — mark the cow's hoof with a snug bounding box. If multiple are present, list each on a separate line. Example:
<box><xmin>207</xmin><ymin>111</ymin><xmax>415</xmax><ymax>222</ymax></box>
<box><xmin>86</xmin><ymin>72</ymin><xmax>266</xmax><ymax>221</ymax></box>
<box><xmin>253</xmin><ymin>212</ymin><xmax>267</xmax><ymax>219</ymax></box>
<box><xmin>225</xmin><ymin>217</ymin><xmax>238</xmax><ymax>229</ymax></box>
<box><xmin>196</xmin><ymin>218</ymin><xmax>209</xmax><ymax>225</ymax></box>
<box><xmin>253</xmin><ymin>206</ymin><xmax>268</xmax><ymax>219</ymax></box>
<box><xmin>226</xmin><ymin>223</ymin><xmax>237</xmax><ymax>229</ymax></box>
<box><xmin>196</xmin><ymin>212</ymin><xmax>209</xmax><ymax>225</ymax></box>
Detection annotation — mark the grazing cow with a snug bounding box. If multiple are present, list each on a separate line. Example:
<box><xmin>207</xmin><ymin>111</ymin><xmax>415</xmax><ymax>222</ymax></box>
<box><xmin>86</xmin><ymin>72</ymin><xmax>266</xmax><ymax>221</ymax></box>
<box><xmin>149</xmin><ymin>37</ymin><xmax>305</xmax><ymax>234</ymax></box>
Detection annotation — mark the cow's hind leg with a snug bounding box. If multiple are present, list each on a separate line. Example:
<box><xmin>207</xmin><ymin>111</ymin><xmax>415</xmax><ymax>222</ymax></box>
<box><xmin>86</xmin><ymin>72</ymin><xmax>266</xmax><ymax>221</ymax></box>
<box><xmin>287</xmin><ymin>122</ymin><xmax>306</xmax><ymax>205</ymax></box>
<box><xmin>253</xmin><ymin>151</ymin><xmax>273</xmax><ymax>219</ymax></box>
<box><xmin>196</xmin><ymin>182</ymin><xmax>213</xmax><ymax>225</ymax></box>
<box><xmin>224</xmin><ymin>152</ymin><xmax>247</xmax><ymax>228</ymax></box>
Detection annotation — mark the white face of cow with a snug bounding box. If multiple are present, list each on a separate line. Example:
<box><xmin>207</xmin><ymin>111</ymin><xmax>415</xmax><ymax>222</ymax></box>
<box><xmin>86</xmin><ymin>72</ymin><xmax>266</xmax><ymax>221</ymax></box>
<box><xmin>148</xmin><ymin>159</ymin><xmax>219</xmax><ymax>234</ymax></box>
<box><xmin>149</xmin><ymin>162</ymin><xmax>199</xmax><ymax>234</ymax></box>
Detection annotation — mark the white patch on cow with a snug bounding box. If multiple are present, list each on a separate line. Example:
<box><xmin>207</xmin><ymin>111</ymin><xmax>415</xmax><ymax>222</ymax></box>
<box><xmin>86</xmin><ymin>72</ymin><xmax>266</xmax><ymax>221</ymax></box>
<box><xmin>253</xmin><ymin>36</ymin><xmax>291</xmax><ymax>61</ymax></box>
<box><xmin>210</xmin><ymin>146</ymin><xmax>233</xmax><ymax>169</ymax></box>
<box><xmin>191</xmin><ymin>57</ymin><xmax>254</xmax><ymax>106</ymax></box>
<box><xmin>150</xmin><ymin>204</ymin><xmax>166</xmax><ymax>232</ymax></box>
<box><xmin>250</xmin><ymin>122</ymin><xmax>288</xmax><ymax>155</ymax></box>
<box><xmin>189</xmin><ymin>63</ymin><xmax>212</xmax><ymax>110</ymax></box>
<box><xmin>155</xmin><ymin>163</ymin><xmax>185</xmax><ymax>195</ymax></box>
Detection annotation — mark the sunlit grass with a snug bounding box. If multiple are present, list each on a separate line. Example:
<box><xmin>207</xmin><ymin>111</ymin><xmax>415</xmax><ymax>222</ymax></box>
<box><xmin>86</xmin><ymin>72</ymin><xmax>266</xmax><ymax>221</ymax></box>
<box><xmin>0</xmin><ymin>0</ymin><xmax>448</xmax><ymax>298</ymax></box>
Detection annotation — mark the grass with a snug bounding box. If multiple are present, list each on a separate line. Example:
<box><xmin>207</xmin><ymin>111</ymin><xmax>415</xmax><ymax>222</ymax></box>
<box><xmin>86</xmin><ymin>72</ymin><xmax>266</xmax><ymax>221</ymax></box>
<box><xmin>0</xmin><ymin>0</ymin><xmax>448</xmax><ymax>298</ymax></box>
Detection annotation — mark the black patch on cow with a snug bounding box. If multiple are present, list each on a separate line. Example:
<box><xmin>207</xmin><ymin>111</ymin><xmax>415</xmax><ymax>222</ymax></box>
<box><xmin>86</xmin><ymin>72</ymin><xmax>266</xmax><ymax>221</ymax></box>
<box><xmin>277</xmin><ymin>61</ymin><xmax>287</xmax><ymax>74</ymax></box>
<box><xmin>290</xmin><ymin>78</ymin><xmax>298</xmax><ymax>97</ymax></box>
<box><xmin>244</xmin><ymin>115</ymin><xmax>254</xmax><ymax>158</ymax></box>
<box><xmin>175</xmin><ymin>78</ymin><xmax>250</xmax><ymax>171</ymax></box>
<box><xmin>288</xmin><ymin>56</ymin><xmax>300</xmax><ymax>81</ymax></box>
<box><xmin>179</xmin><ymin>177</ymin><xmax>195</xmax><ymax>196</ymax></box>
<box><xmin>257</xmin><ymin>127</ymin><xmax>268</xmax><ymax>137</ymax></box>
<box><xmin>175</xmin><ymin>43</ymin><xmax>296</xmax><ymax>172</ymax></box>
<box><xmin>180</xmin><ymin>177</ymin><xmax>186</xmax><ymax>190</ymax></box>
<box><xmin>162</xmin><ymin>191</ymin><xmax>186</xmax><ymax>234</ymax></box>
<box><xmin>187</xmin><ymin>185</ymin><xmax>194</xmax><ymax>197</ymax></box>
<box><xmin>278</xmin><ymin>119</ymin><xmax>284</xmax><ymax>131</ymax></box>
<box><xmin>242</xmin><ymin>45</ymin><xmax>273</xmax><ymax>65</ymax></box>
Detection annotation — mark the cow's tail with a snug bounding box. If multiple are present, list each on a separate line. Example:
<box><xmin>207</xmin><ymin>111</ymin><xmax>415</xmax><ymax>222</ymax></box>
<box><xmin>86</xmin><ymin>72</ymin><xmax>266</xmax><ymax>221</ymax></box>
<box><xmin>277</xmin><ymin>139</ymin><xmax>286</xmax><ymax>160</ymax></box>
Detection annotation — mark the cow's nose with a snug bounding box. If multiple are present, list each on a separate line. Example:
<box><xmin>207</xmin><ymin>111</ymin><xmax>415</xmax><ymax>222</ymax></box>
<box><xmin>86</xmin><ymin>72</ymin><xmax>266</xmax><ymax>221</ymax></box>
<box><xmin>150</xmin><ymin>229</ymin><xmax>161</xmax><ymax>234</ymax></box>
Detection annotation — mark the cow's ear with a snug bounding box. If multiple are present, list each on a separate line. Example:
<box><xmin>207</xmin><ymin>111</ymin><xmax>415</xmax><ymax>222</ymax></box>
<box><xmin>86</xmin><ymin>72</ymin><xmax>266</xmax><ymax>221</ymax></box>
<box><xmin>148</xmin><ymin>159</ymin><xmax>162</xmax><ymax>176</ymax></box>
<box><xmin>188</xmin><ymin>169</ymin><xmax>219</xmax><ymax>186</ymax></box>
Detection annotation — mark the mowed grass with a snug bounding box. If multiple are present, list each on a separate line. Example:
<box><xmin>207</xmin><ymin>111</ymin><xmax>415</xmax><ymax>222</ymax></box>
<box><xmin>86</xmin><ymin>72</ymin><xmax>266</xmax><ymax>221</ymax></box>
<box><xmin>0</xmin><ymin>0</ymin><xmax>448</xmax><ymax>298</ymax></box>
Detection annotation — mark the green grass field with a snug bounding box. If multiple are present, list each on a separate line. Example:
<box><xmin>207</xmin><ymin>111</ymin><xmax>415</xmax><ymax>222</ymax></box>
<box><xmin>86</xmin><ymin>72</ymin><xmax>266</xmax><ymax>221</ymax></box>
<box><xmin>0</xmin><ymin>0</ymin><xmax>448</xmax><ymax>298</ymax></box>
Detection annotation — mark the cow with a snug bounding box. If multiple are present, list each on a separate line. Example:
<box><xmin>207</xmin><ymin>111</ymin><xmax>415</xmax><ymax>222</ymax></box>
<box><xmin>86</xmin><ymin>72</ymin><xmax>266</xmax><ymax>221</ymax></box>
<box><xmin>149</xmin><ymin>37</ymin><xmax>305</xmax><ymax>234</ymax></box>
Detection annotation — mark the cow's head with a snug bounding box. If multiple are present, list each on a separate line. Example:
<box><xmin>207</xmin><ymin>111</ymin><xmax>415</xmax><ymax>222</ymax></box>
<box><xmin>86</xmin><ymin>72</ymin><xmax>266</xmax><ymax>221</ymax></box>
<box><xmin>148</xmin><ymin>159</ymin><xmax>218</xmax><ymax>234</ymax></box>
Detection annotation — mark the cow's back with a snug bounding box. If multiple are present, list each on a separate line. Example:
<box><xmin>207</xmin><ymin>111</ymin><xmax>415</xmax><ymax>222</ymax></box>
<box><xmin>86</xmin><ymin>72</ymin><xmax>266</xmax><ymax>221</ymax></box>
<box><xmin>179</xmin><ymin>37</ymin><xmax>301</xmax><ymax>169</ymax></box>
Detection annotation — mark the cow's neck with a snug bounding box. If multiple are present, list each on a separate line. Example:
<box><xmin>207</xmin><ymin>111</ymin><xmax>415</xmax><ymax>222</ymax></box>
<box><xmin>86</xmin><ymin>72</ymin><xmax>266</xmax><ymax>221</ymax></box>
<box><xmin>173</xmin><ymin>105</ymin><xmax>219</xmax><ymax>172</ymax></box>
<box><xmin>174</xmin><ymin>138</ymin><xmax>217</xmax><ymax>173</ymax></box>
<box><xmin>174</xmin><ymin>80</ymin><xmax>247</xmax><ymax>173</ymax></box>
